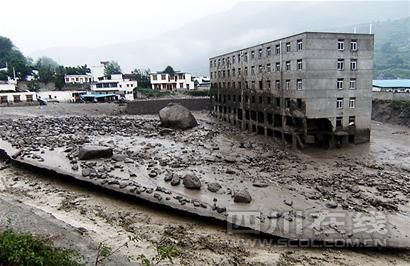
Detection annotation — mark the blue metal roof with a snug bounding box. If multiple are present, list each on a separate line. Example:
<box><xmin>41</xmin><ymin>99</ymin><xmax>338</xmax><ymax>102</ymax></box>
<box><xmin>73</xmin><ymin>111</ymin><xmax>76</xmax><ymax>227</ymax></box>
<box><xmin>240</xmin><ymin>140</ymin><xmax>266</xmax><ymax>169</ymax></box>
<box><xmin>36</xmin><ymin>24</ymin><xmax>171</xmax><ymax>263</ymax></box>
<box><xmin>373</xmin><ymin>79</ymin><xmax>410</xmax><ymax>88</ymax></box>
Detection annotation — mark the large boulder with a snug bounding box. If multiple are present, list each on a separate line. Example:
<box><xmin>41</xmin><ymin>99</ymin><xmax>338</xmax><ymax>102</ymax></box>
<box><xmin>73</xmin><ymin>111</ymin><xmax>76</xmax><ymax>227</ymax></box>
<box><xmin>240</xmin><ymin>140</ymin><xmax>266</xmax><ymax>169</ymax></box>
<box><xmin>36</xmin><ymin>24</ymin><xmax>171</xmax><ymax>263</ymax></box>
<box><xmin>183</xmin><ymin>174</ymin><xmax>201</xmax><ymax>189</ymax></box>
<box><xmin>78</xmin><ymin>145</ymin><xmax>113</xmax><ymax>160</ymax></box>
<box><xmin>159</xmin><ymin>103</ymin><xmax>198</xmax><ymax>130</ymax></box>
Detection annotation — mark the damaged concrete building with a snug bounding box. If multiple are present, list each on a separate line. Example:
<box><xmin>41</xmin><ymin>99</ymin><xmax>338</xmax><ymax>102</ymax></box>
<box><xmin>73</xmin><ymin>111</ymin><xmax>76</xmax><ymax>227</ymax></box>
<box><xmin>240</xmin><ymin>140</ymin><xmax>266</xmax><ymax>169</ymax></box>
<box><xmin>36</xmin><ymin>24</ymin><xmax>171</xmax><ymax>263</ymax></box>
<box><xmin>210</xmin><ymin>32</ymin><xmax>374</xmax><ymax>148</ymax></box>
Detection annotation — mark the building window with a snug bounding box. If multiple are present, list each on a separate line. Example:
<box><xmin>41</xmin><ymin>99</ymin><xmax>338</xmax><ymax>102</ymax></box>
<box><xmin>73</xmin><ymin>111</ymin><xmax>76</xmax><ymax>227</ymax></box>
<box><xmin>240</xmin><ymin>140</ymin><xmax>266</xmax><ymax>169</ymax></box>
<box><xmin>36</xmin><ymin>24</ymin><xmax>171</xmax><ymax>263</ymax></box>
<box><xmin>275</xmin><ymin>80</ymin><xmax>280</xmax><ymax>90</ymax></box>
<box><xmin>285</xmin><ymin>61</ymin><xmax>291</xmax><ymax>71</ymax></box>
<box><xmin>338</xmin><ymin>39</ymin><xmax>345</xmax><ymax>50</ymax></box>
<box><xmin>349</xmin><ymin>78</ymin><xmax>356</xmax><ymax>89</ymax></box>
<box><xmin>232</xmin><ymin>55</ymin><xmax>235</xmax><ymax>64</ymax></box>
<box><xmin>238</xmin><ymin>54</ymin><xmax>241</xmax><ymax>63</ymax></box>
<box><xmin>296</xmin><ymin>79</ymin><xmax>303</xmax><ymax>90</ymax></box>
<box><xmin>222</xmin><ymin>58</ymin><xmax>225</xmax><ymax>65</ymax></box>
<box><xmin>267</xmin><ymin>80</ymin><xmax>271</xmax><ymax>89</ymax></box>
<box><xmin>275</xmin><ymin>44</ymin><xmax>280</xmax><ymax>55</ymax></box>
<box><xmin>267</xmin><ymin>97</ymin><xmax>271</xmax><ymax>104</ymax></box>
<box><xmin>286</xmin><ymin>42</ymin><xmax>291</xmax><ymax>52</ymax></box>
<box><xmin>245</xmin><ymin>67</ymin><xmax>248</xmax><ymax>75</ymax></box>
<box><xmin>286</xmin><ymin>80</ymin><xmax>290</xmax><ymax>90</ymax></box>
<box><xmin>275</xmin><ymin>62</ymin><xmax>280</xmax><ymax>71</ymax></box>
<box><xmin>232</xmin><ymin>68</ymin><xmax>236</xmax><ymax>77</ymax></box>
<box><xmin>258</xmin><ymin>65</ymin><xmax>262</xmax><ymax>73</ymax></box>
<box><xmin>336</xmin><ymin>98</ymin><xmax>344</xmax><ymax>109</ymax></box>
<box><xmin>223</xmin><ymin>70</ymin><xmax>226</xmax><ymax>78</ymax></box>
<box><xmin>26</xmin><ymin>95</ymin><xmax>33</xmax><ymax>102</ymax></box>
<box><xmin>251</xmin><ymin>51</ymin><xmax>255</xmax><ymax>59</ymax></box>
<box><xmin>251</xmin><ymin>66</ymin><xmax>255</xmax><ymax>75</ymax></box>
<box><xmin>0</xmin><ymin>96</ymin><xmax>7</xmax><ymax>103</ymax></box>
<box><xmin>276</xmin><ymin>97</ymin><xmax>281</xmax><ymax>107</ymax></box>
<box><xmin>349</xmin><ymin>97</ymin><xmax>356</xmax><ymax>108</ymax></box>
<box><xmin>267</xmin><ymin>63</ymin><xmax>271</xmax><ymax>72</ymax></box>
<box><xmin>337</xmin><ymin>78</ymin><xmax>344</xmax><ymax>89</ymax></box>
<box><xmin>238</xmin><ymin>81</ymin><xmax>241</xmax><ymax>89</ymax></box>
<box><xmin>251</xmin><ymin>95</ymin><xmax>255</xmax><ymax>103</ymax></box>
<box><xmin>351</xmin><ymin>40</ymin><xmax>358</xmax><ymax>51</ymax></box>
<box><xmin>251</xmin><ymin>81</ymin><xmax>255</xmax><ymax>90</ymax></box>
<box><xmin>297</xmin><ymin>39</ymin><xmax>303</xmax><ymax>50</ymax></box>
<box><xmin>350</xmin><ymin>59</ymin><xmax>357</xmax><ymax>70</ymax></box>
<box><xmin>13</xmin><ymin>95</ymin><xmax>21</xmax><ymax>102</ymax></box>
<box><xmin>297</xmin><ymin>59</ymin><xmax>302</xmax><ymax>70</ymax></box>
<box><xmin>337</xmin><ymin>59</ymin><xmax>344</xmax><ymax>70</ymax></box>
<box><xmin>336</xmin><ymin>116</ymin><xmax>343</xmax><ymax>127</ymax></box>
<box><xmin>153</xmin><ymin>74</ymin><xmax>158</xmax><ymax>80</ymax></box>
<box><xmin>161</xmin><ymin>74</ymin><xmax>166</xmax><ymax>80</ymax></box>
<box><xmin>349</xmin><ymin>116</ymin><xmax>355</xmax><ymax>125</ymax></box>
<box><xmin>266</xmin><ymin>47</ymin><xmax>271</xmax><ymax>56</ymax></box>
<box><xmin>238</xmin><ymin>68</ymin><xmax>241</xmax><ymax>75</ymax></box>
<box><xmin>259</xmin><ymin>96</ymin><xmax>263</xmax><ymax>104</ymax></box>
<box><xmin>258</xmin><ymin>49</ymin><xmax>262</xmax><ymax>58</ymax></box>
<box><xmin>259</xmin><ymin>80</ymin><xmax>263</xmax><ymax>90</ymax></box>
<box><xmin>227</xmin><ymin>70</ymin><xmax>230</xmax><ymax>77</ymax></box>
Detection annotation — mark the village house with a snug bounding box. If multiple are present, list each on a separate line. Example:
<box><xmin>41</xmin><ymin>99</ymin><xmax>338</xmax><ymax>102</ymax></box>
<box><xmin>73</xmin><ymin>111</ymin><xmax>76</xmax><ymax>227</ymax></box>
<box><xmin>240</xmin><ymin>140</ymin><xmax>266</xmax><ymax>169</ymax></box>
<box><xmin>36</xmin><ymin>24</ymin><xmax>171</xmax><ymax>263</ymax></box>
<box><xmin>150</xmin><ymin>71</ymin><xmax>194</xmax><ymax>91</ymax></box>
<box><xmin>0</xmin><ymin>80</ymin><xmax>36</xmax><ymax>106</ymax></box>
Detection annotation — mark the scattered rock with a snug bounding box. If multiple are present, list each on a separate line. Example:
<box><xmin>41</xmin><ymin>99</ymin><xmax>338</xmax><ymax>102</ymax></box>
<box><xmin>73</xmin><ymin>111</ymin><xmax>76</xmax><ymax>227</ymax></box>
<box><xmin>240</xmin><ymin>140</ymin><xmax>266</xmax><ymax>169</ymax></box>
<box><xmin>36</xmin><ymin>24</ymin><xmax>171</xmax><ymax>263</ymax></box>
<box><xmin>78</xmin><ymin>145</ymin><xmax>113</xmax><ymax>160</ymax></box>
<box><xmin>207</xmin><ymin>182</ymin><xmax>222</xmax><ymax>193</ymax></box>
<box><xmin>171</xmin><ymin>175</ymin><xmax>181</xmax><ymax>186</ymax></box>
<box><xmin>234</xmin><ymin>189</ymin><xmax>252</xmax><ymax>203</ymax></box>
<box><xmin>183</xmin><ymin>174</ymin><xmax>201</xmax><ymax>189</ymax></box>
<box><xmin>326</xmin><ymin>201</ymin><xmax>338</xmax><ymax>209</ymax></box>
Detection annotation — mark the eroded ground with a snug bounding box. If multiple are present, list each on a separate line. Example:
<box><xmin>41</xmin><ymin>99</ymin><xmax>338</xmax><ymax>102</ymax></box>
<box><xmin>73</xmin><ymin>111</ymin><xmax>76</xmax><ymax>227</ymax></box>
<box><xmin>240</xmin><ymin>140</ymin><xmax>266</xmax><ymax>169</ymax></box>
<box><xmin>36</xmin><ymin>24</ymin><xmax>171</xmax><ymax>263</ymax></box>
<box><xmin>0</xmin><ymin>103</ymin><xmax>410</xmax><ymax>265</ymax></box>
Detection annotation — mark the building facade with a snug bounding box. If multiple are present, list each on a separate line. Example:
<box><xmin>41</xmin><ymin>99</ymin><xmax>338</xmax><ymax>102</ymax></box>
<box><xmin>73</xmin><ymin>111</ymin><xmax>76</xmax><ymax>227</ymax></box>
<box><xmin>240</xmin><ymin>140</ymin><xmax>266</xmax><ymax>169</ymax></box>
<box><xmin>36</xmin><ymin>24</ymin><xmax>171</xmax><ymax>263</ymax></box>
<box><xmin>90</xmin><ymin>74</ymin><xmax>136</xmax><ymax>101</ymax></box>
<box><xmin>0</xmin><ymin>81</ymin><xmax>37</xmax><ymax>106</ymax></box>
<box><xmin>210</xmin><ymin>32</ymin><xmax>374</xmax><ymax>148</ymax></box>
<box><xmin>150</xmin><ymin>71</ymin><xmax>194</xmax><ymax>91</ymax></box>
<box><xmin>65</xmin><ymin>74</ymin><xmax>93</xmax><ymax>84</ymax></box>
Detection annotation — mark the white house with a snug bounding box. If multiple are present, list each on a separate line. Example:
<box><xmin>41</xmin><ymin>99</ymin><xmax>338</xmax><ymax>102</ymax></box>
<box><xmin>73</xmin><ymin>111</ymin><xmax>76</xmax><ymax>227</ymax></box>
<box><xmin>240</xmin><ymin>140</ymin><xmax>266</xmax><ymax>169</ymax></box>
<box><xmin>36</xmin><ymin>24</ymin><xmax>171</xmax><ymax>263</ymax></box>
<box><xmin>0</xmin><ymin>81</ymin><xmax>37</xmax><ymax>105</ymax></box>
<box><xmin>65</xmin><ymin>74</ymin><xmax>93</xmax><ymax>84</ymax></box>
<box><xmin>150</xmin><ymin>71</ymin><xmax>194</xmax><ymax>91</ymax></box>
<box><xmin>36</xmin><ymin>90</ymin><xmax>87</xmax><ymax>103</ymax></box>
<box><xmin>90</xmin><ymin>74</ymin><xmax>136</xmax><ymax>101</ymax></box>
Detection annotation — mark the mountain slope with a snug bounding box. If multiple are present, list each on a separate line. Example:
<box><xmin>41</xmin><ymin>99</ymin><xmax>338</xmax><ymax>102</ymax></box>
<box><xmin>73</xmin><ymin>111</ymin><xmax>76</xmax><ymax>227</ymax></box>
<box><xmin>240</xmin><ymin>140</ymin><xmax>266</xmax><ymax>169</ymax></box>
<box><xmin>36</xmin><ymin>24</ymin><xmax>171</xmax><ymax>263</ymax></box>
<box><xmin>30</xmin><ymin>1</ymin><xmax>409</xmax><ymax>74</ymax></box>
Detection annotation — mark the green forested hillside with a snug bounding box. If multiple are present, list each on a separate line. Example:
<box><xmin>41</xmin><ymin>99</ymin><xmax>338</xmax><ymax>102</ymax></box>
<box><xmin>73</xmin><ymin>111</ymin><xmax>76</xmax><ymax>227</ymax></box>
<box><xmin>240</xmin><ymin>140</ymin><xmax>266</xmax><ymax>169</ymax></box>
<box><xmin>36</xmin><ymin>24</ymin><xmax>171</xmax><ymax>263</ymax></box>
<box><xmin>369</xmin><ymin>17</ymin><xmax>409</xmax><ymax>79</ymax></box>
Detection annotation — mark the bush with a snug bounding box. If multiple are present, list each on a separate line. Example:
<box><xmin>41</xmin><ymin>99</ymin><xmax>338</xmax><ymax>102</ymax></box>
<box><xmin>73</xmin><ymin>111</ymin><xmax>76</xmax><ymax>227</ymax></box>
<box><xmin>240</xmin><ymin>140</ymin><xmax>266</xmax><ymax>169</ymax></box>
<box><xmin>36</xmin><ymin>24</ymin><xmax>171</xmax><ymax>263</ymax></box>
<box><xmin>0</xmin><ymin>229</ymin><xmax>81</xmax><ymax>266</ymax></box>
<box><xmin>183</xmin><ymin>89</ymin><xmax>210</xmax><ymax>97</ymax></box>
<box><xmin>135</xmin><ymin>87</ymin><xmax>171</xmax><ymax>98</ymax></box>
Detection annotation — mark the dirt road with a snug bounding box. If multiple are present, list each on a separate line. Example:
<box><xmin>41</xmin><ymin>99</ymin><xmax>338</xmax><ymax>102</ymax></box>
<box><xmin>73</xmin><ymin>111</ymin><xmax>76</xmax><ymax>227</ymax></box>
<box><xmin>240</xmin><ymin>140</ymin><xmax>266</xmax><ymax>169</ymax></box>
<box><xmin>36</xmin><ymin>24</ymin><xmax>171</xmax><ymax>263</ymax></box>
<box><xmin>0</xmin><ymin>103</ymin><xmax>409</xmax><ymax>265</ymax></box>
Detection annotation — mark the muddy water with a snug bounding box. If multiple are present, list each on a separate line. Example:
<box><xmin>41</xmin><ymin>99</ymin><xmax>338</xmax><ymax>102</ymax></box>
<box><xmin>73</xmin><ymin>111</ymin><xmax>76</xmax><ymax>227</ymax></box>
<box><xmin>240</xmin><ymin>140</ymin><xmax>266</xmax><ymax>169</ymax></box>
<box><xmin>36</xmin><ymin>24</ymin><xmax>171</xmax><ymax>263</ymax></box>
<box><xmin>0</xmin><ymin>160</ymin><xmax>409</xmax><ymax>265</ymax></box>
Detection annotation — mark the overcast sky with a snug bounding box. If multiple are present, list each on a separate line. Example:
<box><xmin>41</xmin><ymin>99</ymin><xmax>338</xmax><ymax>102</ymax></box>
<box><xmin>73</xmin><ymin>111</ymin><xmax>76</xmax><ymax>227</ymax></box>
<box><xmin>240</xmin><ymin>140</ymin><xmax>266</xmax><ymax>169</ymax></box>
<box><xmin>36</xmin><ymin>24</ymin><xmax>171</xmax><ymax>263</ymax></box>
<box><xmin>1</xmin><ymin>0</ymin><xmax>265</xmax><ymax>54</ymax></box>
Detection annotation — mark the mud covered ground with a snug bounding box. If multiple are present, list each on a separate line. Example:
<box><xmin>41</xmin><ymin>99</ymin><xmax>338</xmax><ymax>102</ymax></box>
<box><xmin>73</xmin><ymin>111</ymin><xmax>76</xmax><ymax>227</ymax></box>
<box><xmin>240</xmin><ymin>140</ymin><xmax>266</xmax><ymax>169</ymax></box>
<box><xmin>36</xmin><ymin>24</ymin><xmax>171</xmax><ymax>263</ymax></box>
<box><xmin>0</xmin><ymin>103</ymin><xmax>410</xmax><ymax>265</ymax></box>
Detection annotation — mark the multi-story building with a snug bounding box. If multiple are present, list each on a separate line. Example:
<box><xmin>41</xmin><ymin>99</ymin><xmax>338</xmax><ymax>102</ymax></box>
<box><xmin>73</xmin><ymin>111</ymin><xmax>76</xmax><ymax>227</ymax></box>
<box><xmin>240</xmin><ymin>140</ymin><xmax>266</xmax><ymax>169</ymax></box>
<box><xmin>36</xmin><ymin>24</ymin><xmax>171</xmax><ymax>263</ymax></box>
<box><xmin>90</xmin><ymin>74</ymin><xmax>136</xmax><ymax>101</ymax></box>
<box><xmin>210</xmin><ymin>32</ymin><xmax>374</xmax><ymax>148</ymax></box>
<box><xmin>150</xmin><ymin>71</ymin><xmax>194</xmax><ymax>91</ymax></box>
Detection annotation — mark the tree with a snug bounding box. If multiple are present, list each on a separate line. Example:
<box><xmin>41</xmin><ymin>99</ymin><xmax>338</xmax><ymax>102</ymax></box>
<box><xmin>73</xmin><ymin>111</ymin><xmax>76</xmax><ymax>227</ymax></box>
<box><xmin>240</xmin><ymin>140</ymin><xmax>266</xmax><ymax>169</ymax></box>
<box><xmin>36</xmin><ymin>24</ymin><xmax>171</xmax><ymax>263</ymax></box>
<box><xmin>6</xmin><ymin>49</ymin><xmax>31</xmax><ymax>80</ymax></box>
<box><xmin>131</xmin><ymin>68</ymin><xmax>151</xmax><ymax>88</ymax></box>
<box><xmin>34</xmin><ymin>57</ymin><xmax>59</xmax><ymax>83</ymax></box>
<box><xmin>104</xmin><ymin>61</ymin><xmax>121</xmax><ymax>77</ymax></box>
<box><xmin>0</xmin><ymin>36</ymin><xmax>13</xmax><ymax>66</ymax></box>
<box><xmin>54</xmin><ymin>66</ymin><xmax>66</xmax><ymax>90</ymax></box>
<box><xmin>163</xmin><ymin>65</ymin><xmax>175</xmax><ymax>75</ymax></box>
<box><xmin>65</xmin><ymin>64</ymin><xmax>90</xmax><ymax>75</ymax></box>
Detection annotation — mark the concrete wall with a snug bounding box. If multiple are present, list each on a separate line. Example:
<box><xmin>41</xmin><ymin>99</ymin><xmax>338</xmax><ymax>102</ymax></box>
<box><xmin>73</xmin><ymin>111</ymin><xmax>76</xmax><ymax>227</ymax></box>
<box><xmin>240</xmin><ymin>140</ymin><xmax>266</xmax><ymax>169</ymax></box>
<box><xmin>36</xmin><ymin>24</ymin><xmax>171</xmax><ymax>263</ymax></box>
<box><xmin>126</xmin><ymin>97</ymin><xmax>211</xmax><ymax>114</ymax></box>
<box><xmin>372</xmin><ymin>92</ymin><xmax>410</xmax><ymax>101</ymax></box>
